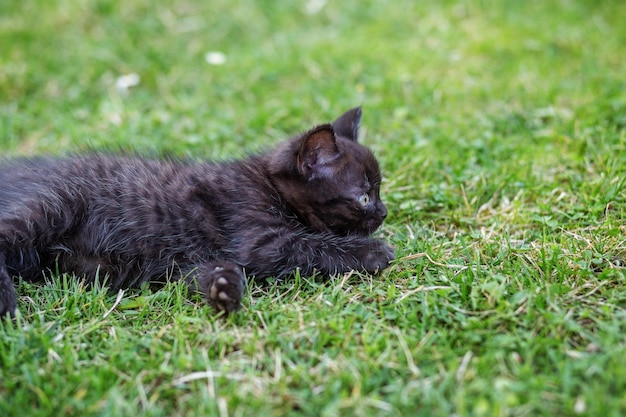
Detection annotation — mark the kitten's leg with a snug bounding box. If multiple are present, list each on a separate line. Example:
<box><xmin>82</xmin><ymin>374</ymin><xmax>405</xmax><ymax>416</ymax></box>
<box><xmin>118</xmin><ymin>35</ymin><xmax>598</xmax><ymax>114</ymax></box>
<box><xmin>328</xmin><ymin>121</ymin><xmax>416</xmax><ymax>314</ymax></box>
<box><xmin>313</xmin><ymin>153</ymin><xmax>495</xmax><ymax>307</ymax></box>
<box><xmin>235</xmin><ymin>226</ymin><xmax>395</xmax><ymax>278</ymax></box>
<box><xmin>186</xmin><ymin>261</ymin><xmax>246</xmax><ymax>314</ymax></box>
<box><xmin>0</xmin><ymin>253</ymin><xmax>17</xmax><ymax>317</ymax></box>
<box><xmin>296</xmin><ymin>236</ymin><xmax>395</xmax><ymax>276</ymax></box>
<box><xmin>0</xmin><ymin>196</ymin><xmax>83</xmax><ymax>317</ymax></box>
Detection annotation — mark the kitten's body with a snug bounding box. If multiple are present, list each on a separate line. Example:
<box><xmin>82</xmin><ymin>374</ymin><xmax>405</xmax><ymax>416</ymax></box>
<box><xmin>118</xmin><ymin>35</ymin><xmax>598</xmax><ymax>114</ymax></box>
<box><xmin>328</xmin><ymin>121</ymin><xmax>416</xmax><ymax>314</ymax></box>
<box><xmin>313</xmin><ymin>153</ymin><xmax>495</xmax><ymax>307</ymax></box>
<box><xmin>0</xmin><ymin>108</ymin><xmax>394</xmax><ymax>317</ymax></box>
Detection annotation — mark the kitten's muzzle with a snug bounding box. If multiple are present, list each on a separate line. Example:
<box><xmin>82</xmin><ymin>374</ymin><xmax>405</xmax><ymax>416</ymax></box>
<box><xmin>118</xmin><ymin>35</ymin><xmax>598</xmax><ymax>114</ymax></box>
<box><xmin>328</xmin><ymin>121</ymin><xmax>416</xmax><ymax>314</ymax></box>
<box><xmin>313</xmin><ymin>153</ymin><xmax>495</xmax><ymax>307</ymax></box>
<box><xmin>360</xmin><ymin>202</ymin><xmax>388</xmax><ymax>235</ymax></box>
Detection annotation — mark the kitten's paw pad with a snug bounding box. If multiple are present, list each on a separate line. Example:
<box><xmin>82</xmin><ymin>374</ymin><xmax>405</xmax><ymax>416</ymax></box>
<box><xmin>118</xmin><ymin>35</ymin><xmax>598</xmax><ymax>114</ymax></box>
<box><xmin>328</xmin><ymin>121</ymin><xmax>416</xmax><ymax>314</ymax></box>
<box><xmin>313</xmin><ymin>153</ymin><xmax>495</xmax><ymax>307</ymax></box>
<box><xmin>205</xmin><ymin>263</ymin><xmax>246</xmax><ymax>314</ymax></box>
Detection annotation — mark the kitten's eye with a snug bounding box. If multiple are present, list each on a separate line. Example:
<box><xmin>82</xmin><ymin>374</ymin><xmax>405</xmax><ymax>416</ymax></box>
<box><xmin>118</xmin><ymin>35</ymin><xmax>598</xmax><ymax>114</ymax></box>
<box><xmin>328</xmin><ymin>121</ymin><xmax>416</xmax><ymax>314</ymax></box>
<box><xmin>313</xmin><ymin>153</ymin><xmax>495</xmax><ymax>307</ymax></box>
<box><xmin>357</xmin><ymin>193</ymin><xmax>370</xmax><ymax>207</ymax></box>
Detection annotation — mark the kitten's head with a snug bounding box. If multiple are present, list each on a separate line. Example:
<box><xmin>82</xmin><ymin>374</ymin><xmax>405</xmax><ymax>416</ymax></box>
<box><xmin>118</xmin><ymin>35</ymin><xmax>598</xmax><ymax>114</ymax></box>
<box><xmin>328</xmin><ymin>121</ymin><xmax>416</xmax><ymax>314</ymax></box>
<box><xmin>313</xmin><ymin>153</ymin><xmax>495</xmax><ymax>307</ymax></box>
<box><xmin>269</xmin><ymin>107</ymin><xmax>388</xmax><ymax>236</ymax></box>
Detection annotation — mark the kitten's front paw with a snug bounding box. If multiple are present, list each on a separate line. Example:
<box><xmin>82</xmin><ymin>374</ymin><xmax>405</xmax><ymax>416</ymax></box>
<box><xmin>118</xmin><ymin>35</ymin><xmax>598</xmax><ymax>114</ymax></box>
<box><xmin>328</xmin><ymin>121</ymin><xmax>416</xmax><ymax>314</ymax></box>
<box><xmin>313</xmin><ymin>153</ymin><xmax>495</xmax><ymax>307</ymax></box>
<box><xmin>195</xmin><ymin>262</ymin><xmax>246</xmax><ymax>314</ymax></box>
<box><xmin>362</xmin><ymin>239</ymin><xmax>395</xmax><ymax>274</ymax></box>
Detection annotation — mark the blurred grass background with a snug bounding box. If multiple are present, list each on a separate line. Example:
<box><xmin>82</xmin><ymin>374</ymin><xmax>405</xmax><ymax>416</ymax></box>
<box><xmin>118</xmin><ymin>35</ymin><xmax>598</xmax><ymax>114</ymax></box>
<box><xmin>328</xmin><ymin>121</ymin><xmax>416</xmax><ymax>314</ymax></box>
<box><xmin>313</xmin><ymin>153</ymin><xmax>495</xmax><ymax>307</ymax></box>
<box><xmin>1</xmin><ymin>1</ymin><xmax>625</xmax><ymax>416</ymax></box>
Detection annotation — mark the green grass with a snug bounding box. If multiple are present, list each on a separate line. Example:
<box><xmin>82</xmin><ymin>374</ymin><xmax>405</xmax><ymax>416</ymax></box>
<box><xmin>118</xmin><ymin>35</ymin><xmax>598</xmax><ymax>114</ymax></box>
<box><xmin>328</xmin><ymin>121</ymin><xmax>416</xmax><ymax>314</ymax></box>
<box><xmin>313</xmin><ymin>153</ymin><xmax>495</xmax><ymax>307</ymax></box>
<box><xmin>1</xmin><ymin>0</ymin><xmax>625</xmax><ymax>415</ymax></box>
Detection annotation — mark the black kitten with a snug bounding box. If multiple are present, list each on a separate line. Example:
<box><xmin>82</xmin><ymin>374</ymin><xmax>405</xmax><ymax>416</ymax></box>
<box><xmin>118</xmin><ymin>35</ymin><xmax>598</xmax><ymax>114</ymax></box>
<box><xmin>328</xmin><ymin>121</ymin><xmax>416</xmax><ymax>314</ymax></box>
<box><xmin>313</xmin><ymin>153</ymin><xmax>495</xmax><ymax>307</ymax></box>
<box><xmin>0</xmin><ymin>107</ymin><xmax>394</xmax><ymax>317</ymax></box>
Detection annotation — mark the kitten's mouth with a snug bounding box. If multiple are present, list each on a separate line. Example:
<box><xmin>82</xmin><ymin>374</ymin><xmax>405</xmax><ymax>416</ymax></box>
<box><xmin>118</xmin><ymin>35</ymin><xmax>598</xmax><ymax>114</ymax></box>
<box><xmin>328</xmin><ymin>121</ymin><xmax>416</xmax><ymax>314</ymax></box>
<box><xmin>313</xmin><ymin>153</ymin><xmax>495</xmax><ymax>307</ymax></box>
<box><xmin>361</xmin><ymin>217</ymin><xmax>384</xmax><ymax>235</ymax></box>
<box><xmin>332</xmin><ymin>219</ymin><xmax>381</xmax><ymax>237</ymax></box>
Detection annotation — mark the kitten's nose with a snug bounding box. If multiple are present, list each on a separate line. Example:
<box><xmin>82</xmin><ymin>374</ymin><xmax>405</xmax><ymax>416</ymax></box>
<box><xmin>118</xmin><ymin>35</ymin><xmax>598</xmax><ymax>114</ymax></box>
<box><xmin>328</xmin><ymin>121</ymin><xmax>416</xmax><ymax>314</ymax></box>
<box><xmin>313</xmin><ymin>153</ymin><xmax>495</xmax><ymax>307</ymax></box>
<box><xmin>377</xmin><ymin>203</ymin><xmax>388</xmax><ymax>220</ymax></box>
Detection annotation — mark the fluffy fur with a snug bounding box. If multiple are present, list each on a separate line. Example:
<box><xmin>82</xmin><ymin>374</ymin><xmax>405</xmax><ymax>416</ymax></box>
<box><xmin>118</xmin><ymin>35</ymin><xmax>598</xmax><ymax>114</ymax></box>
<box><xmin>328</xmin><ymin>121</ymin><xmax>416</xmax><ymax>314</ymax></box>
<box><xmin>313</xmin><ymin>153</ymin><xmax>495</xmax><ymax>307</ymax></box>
<box><xmin>0</xmin><ymin>107</ymin><xmax>394</xmax><ymax>317</ymax></box>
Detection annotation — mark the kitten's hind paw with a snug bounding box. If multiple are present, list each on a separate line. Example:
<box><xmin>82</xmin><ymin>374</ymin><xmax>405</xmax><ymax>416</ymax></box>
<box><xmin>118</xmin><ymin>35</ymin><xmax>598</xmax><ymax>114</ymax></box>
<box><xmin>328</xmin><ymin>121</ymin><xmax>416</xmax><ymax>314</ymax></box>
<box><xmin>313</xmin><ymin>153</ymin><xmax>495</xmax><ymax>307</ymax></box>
<box><xmin>191</xmin><ymin>262</ymin><xmax>246</xmax><ymax>315</ymax></box>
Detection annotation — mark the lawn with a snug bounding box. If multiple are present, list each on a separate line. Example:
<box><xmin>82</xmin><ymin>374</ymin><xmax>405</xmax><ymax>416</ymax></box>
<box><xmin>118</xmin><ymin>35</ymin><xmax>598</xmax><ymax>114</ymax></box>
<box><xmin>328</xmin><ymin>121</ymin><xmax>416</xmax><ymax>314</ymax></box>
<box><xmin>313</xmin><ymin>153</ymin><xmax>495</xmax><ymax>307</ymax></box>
<box><xmin>1</xmin><ymin>0</ymin><xmax>625</xmax><ymax>416</ymax></box>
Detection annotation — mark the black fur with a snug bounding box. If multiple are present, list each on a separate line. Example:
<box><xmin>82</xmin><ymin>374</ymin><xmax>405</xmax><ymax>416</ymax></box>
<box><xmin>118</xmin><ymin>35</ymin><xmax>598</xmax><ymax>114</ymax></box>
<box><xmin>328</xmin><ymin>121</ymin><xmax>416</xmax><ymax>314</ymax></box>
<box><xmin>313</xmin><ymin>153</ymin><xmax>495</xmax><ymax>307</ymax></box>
<box><xmin>0</xmin><ymin>108</ymin><xmax>394</xmax><ymax>317</ymax></box>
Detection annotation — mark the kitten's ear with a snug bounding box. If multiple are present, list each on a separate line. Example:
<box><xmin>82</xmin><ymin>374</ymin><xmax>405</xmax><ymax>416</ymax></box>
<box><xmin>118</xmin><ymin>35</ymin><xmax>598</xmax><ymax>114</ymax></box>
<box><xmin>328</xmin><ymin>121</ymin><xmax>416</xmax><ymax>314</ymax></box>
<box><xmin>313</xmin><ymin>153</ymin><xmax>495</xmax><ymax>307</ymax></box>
<box><xmin>332</xmin><ymin>106</ymin><xmax>362</xmax><ymax>142</ymax></box>
<box><xmin>298</xmin><ymin>124</ymin><xmax>340</xmax><ymax>179</ymax></box>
